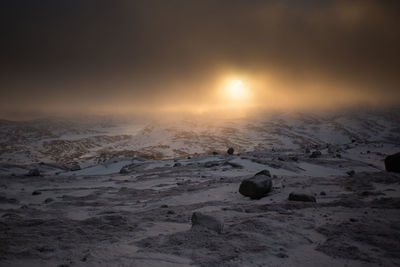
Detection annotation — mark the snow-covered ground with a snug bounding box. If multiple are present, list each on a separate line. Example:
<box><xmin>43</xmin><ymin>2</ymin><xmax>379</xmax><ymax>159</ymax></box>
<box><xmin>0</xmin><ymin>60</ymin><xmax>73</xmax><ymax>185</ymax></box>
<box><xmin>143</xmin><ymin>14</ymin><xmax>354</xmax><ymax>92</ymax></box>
<box><xmin>0</xmin><ymin>109</ymin><xmax>399</xmax><ymax>165</ymax></box>
<box><xmin>0</xmin><ymin>109</ymin><xmax>399</xmax><ymax>266</ymax></box>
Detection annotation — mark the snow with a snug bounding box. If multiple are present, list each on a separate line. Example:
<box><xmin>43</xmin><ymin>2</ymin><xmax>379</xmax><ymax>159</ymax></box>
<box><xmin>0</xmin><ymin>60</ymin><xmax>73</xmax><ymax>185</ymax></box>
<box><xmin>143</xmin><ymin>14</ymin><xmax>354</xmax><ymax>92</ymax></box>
<box><xmin>1</xmin><ymin>109</ymin><xmax>400</xmax><ymax>266</ymax></box>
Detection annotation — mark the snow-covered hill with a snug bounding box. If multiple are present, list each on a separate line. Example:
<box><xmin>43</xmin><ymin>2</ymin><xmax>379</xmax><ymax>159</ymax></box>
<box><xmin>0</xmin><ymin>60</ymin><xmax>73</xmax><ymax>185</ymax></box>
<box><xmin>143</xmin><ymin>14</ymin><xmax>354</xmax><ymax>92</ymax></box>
<box><xmin>0</xmin><ymin>109</ymin><xmax>398</xmax><ymax>165</ymax></box>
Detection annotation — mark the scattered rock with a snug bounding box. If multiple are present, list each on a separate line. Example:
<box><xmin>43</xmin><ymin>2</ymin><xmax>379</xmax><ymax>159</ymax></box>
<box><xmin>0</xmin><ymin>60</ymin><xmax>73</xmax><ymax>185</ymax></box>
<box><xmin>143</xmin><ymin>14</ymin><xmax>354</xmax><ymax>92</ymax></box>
<box><xmin>119</xmin><ymin>167</ymin><xmax>130</xmax><ymax>174</ymax></box>
<box><xmin>32</xmin><ymin>190</ymin><xmax>42</xmax><ymax>196</ymax></box>
<box><xmin>212</xmin><ymin>151</ymin><xmax>218</xmax><ymax>155</ymax></box>
<box><xmin>227</xmin><ymin>147</ymin><xmax>234</xmax><ymax>155</ymax></box>
<box><xmin>160</xmin><ymin>204</ymin><xmax>168</xmax><ymax>208</ymax></box>
<box><xmin>288</xmin><ymin>192</ymin><xmax>316</xmax><ymax>202</ymax></box>
<box><xmin>69</xmin><ymin>163</ymin><xmax>81</xmax><ymax>171</ymax></box>
<box><xmin>26</xmin><ymin>168</ymin><xmax>40</xmax><ymax>176</ymax></box>
<box><xmin>191</xmin><ymin>212</ymin><xmax>224</xmax><ymax>234</ymax></box>
<box><xmin>384</xmin><ymin>152</ymin><xmax>400</xmax><ymax>173</ymax></box>
<box><xmin>310</xmin><ymin>150</ymin><xmax>322</xmax><ymax>158</ymax></box>
<box><xmin>239</xmin><ymin>170</ymin><xmax>272</xmax><ymax>199</ymax></box>
<box><xmin>224</xmin><ymin>161</ymin><xmax>243</xmax><ymax>169</ymax></box>
<box><xmin>320</xmin><ymin>191</ymin><xmax>326</xmax><ymax>196</ymax></box>
<box><xmin>347</xmin><ymin>170</ymin><xmax>356</xmax><ymax>177</ymax></box>
<box><xmin>44</xmin><ymin>198</ymin><xmax>54</xmax><ymax>203</ymax></box>
<box><xmin>173</xmin><ymin>163</ymin><xmax>182</xmax><ymax>167</ymax></box>
<box><xmin>204</xmin><ymin>161</ymin><xmax>220</xmax><ymax>168</ymax></box>
<box><xmin>305</xmin><ymin>148</ymin><xmax>311</xmax><ymax>153</ymax></box>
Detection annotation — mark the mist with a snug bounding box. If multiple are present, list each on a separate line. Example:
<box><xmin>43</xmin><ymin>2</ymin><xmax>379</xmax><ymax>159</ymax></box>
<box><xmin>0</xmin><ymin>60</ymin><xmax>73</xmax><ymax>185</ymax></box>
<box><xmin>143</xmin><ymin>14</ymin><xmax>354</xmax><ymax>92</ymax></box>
<box><xmin>1</xmin><ymin>0</ymin><xmax>399</xmax><ymax>119</ymax></box>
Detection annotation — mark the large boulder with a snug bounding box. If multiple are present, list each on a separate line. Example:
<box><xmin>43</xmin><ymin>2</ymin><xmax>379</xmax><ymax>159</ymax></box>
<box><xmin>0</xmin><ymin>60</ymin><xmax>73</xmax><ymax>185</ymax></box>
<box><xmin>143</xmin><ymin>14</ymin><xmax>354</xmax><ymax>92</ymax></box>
<box><xmin>288</xmin><ymin>192</ymin><xmax>316</xmax><ymax>202</ymax></box>
<box><xmin>191</xmin><ymin>212</ymin><xmax>224</xmax><ymax>234</ymax></box>
<box><xmin>239</xmin><ymin>170</ymin><xmax>273</xmax><ymax>199</ymax></box>
<box><xmin>385</xmin><ymin>152</ymin><xmax>400</xmax><ymax>173</ymax></box>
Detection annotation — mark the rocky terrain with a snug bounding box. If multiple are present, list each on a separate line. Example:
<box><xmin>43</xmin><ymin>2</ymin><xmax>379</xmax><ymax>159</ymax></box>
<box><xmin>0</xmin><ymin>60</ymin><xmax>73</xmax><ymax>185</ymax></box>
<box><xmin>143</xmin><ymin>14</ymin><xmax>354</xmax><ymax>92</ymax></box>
<box><xmin>0</xmin><ymin>109</ymin><xmax>399</xmax><ymax>266</ymax></box>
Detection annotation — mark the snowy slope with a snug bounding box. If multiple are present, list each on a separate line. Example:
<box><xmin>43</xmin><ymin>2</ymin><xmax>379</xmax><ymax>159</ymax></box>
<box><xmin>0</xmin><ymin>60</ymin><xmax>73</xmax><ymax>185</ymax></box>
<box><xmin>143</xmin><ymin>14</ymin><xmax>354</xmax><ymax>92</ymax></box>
<box><xmin>0</xmin><ymin>109</ymin><xmax>399</xmax><ymax>165</ymax></box>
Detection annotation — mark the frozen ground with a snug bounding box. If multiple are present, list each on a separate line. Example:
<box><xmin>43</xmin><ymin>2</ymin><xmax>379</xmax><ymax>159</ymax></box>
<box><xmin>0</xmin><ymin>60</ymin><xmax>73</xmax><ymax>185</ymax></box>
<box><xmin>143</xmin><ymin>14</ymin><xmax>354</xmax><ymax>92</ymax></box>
<box><xmin>0</xmin><ymin>109</ymin><xmax>399</xmax><ymax>266</ymax></box>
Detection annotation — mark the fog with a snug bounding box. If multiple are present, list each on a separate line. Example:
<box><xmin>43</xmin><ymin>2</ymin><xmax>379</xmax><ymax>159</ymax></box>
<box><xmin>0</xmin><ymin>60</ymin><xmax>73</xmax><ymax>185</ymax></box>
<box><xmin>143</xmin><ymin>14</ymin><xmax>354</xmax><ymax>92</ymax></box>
<box><xmin>1</xmin><ymin>0</ymin><xmax>399</xmax><ymax>119</ymax></box>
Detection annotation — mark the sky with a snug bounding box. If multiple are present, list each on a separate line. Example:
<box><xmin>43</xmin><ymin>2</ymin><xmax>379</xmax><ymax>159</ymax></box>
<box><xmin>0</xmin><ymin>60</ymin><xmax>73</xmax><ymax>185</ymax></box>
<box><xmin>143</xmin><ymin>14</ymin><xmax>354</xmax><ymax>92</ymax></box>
<box><xmin>0</xmin><ymin>0</ymin><xmax>399</xmax><ymax>119</ymax></box>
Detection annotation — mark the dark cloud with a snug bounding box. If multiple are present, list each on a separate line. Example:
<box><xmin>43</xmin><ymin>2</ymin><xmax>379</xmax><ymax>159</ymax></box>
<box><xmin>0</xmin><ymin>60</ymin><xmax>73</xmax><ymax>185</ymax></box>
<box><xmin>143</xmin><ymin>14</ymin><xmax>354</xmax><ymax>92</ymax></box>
<box><xmin>0</xmin><ymin>0</ymin><xmax>399</xmax><ymax>117</ymax></box>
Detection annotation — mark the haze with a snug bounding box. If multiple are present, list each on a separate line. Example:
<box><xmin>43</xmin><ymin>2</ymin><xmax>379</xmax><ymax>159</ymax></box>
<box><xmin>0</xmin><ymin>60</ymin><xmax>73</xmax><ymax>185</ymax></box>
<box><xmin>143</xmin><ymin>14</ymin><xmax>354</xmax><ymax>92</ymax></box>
<box><xmin>1</xmin><ymin>0</ymin><xmax>399</xmax><ymax>119</ymax></box>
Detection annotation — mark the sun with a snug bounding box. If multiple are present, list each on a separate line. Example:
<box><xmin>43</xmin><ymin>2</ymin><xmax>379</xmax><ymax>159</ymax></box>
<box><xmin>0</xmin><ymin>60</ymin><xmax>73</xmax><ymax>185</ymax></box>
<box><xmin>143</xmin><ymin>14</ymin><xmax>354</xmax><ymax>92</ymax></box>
<box><xmin>226</xmin><ymin>79</ymin><xmax>249</xmax><ymax>100</ymax></box>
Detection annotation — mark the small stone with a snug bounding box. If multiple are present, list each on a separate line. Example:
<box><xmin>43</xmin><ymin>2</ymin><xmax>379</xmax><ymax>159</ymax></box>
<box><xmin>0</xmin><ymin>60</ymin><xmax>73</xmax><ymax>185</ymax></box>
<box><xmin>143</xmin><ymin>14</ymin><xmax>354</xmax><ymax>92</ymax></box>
<box><xmin>44</xmin><ymin>198</ymin><xmax>54</xmax><ymax>203</ymax></box>
<box><xmin>309</xmin><ymin>150</ymin><xmax>322</xmax><ymax>158</ymax></box>
<box><xmin>346</xmin><ymin>170</ymin><xmax>355</xmax><ymax>177</ymax></box>
<box><xmin>32</xmin><ymin>190</ymin><xmax>42</xmax><ymax>196</ymax></box>
<box><xmin>191</xmin><ymin>212</ymin><xmax>224</xmax><ymax>234</ymax></box>
<box><xmin>227</xmin><ymin>147</ymin><xmax>234</xmax><ymax>155</ymax></box>
<box><xmin>288</xmin><ymin>192</ymin><xmax>316</xmax><ymax>202</ymax></box>
<box><xmin>119</xmin><ymin>167</ymin><xmax>130</xmax><ymax>174</ymax></box>
<box><xmin>26</xmin><ymin>168</ymin><xmax>40</xmax><ymax>176</ymax></box>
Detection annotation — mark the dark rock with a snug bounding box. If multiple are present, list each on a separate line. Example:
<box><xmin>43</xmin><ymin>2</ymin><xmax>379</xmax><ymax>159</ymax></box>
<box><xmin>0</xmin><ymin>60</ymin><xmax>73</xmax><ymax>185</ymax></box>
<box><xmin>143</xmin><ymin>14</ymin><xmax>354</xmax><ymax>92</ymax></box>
<box><xmin>212</xmin><ymin>151</ymin><xmax>218</xmax><ymax>155</ymax></box>
<box><xmin>224</xmin><ymin>161</ymin><xmax>243</xmax><ymax>169</ymax></box>
<box><xmin>173</xmin><ymin>163</ymin><xmax>182</xmax><ymax>167</ymax></box>
<box><xmin>160</xmin><ymin>204</ymin><xmax>168</xmax><ymax>208</ymax></box>
<box><xmin>288</xmin><ymin>192</ymin><xmax>316</xmax><ymax>202</ymax></box>
<box><xmin>255</xmin><ymin>169</ymin><xmax>271</xmax><ymax>176</ymax></box>
<box><xmin>239</xmin><ymin>170</ymin><xmax>272</xmax><ymax>199</ymax></box>
<box><xmin>32</xmin><ymin>190</ymin><xmax>42</xmax><ymax>196</ymax></box>
<box><xmin>26</xmin><ymin>168</ymin><xmax>40</xmax><ymax>176</ymax></box>
<box><xmin>191</xmin><ymin>212</ymin><xmax>224</xmax><ymax>233</ymax></box>
<box><xmin>167</xmin><ymin>210</ymin><xmax>175</xmax><ymax>215</ymax></box>
<box><xmin>119</xmin><ymin>167</ymin><xmax>130</xmax><ymax>174</ymax></box>
<box><xmin>278</xmin><ymin>157</ymin><xmax>285</xmax><ymax>161</ymax></box>
<box><xmin>320</xmin><ymin>191</ymin><xmax>326</xmax><ymax>196</ymax></box>
<box><xmin>227</xmin><ymin>147</ymin><xmax>234</xmax><ymax>155</ymax></box>
<box><xmin>346</xmin><ymin>170</ymin><xmax>355</xmax><ymax>177</ymax></box>
<box><xmin>384</xmin><ymin>152</ymin><xmax>400</xmax><ymax>173</ymax></box>
<box><xmin>204</xmin><ymin>161</ymin><xmax>220</xmax><ymax>168</ymax></box>
<box><xmin>44</xmin><ymin>198</ymin><xmax>54</xmax><ymax>203</ymax></box>
<box><xmin>289</xmin><ymin>156</ymin><xmax>298</xmax><ymax>162</ymax></box>
<box><xmin>305</xmin><ymin>148</ymin><xmax>311</xmax><ymax>153</ymax></box>
<box><xmin>69</xmin><ymin>163</ymin><xmax>81</xmax><ymax>171</ymax></box>
<box><xmin>309</xmin><ymin>150</ymin><xmax>322</xmax><ymax>158</ymax></box>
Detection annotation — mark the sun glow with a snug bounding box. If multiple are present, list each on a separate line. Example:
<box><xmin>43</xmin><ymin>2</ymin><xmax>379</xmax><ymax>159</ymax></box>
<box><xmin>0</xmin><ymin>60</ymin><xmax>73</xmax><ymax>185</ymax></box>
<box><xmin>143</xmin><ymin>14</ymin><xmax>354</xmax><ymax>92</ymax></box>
<box><xmin>225</xmin><ymin>79</ymin><xmax>250</xmax><ymax>100</ymax></box>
